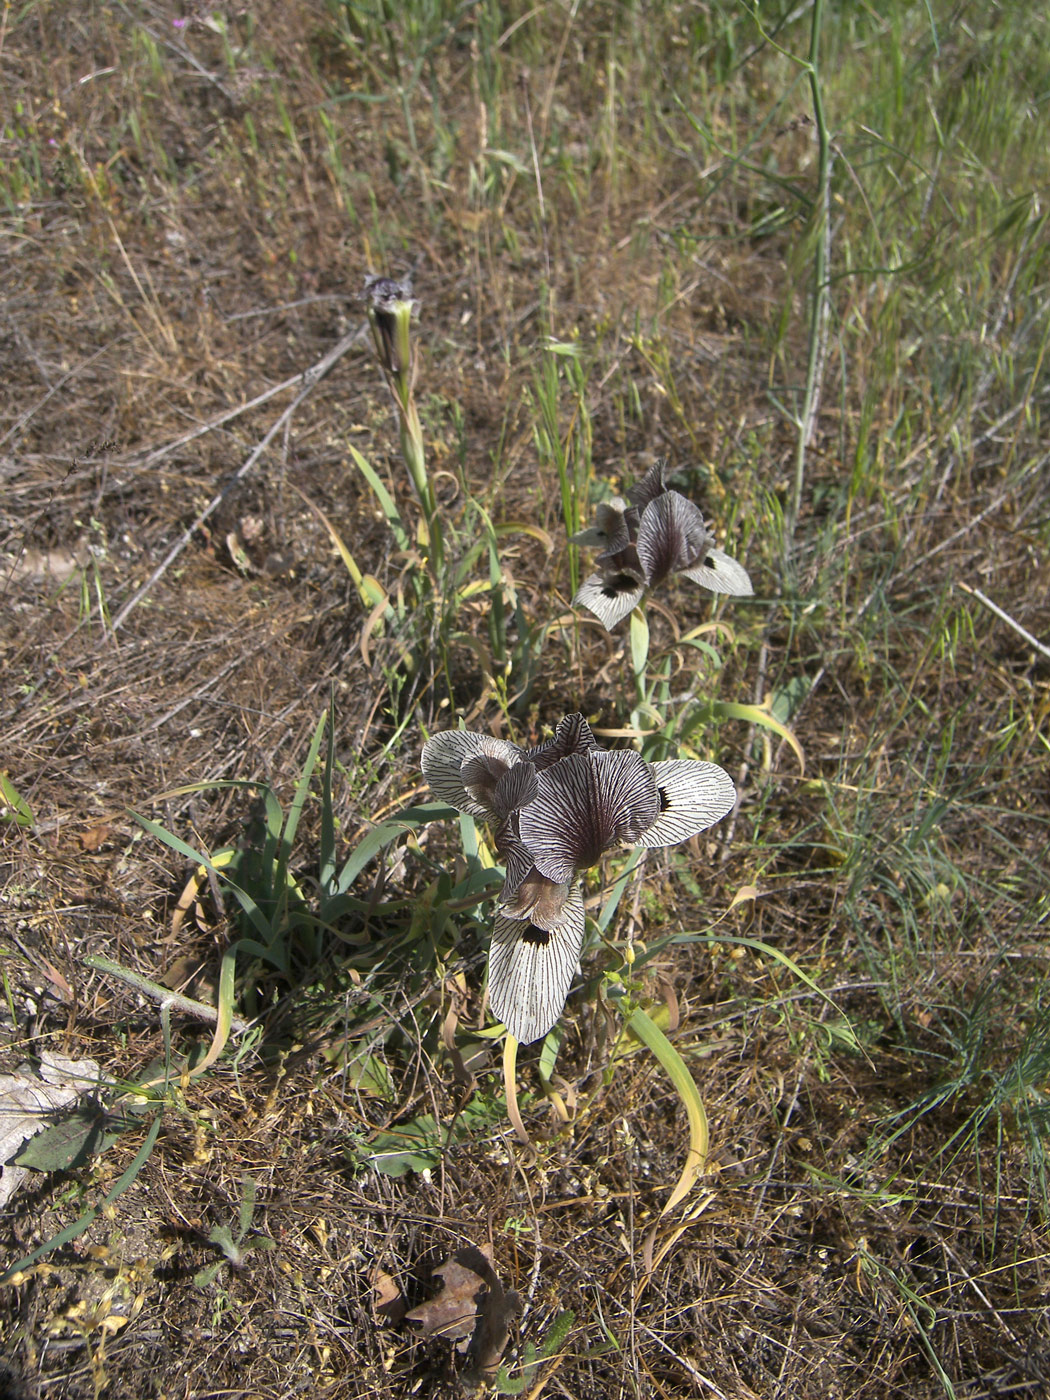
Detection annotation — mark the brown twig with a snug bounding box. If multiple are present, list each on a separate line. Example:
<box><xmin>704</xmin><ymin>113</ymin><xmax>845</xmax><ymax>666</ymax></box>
<box><xmin>108</xmin><ymin>323</ymin><xmax>367</xmax><ymax>633</ymax></box>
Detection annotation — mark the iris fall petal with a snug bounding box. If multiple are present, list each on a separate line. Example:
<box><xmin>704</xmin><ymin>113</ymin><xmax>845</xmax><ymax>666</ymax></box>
<box><xmin>573</xmin><ymin>571</ymin><xmax>646</xmax><ymax>631</ymax></box>
<box><xmin>679</xmin><ymin>546</ymin><xmax>753</xmax><ymax>597</ymax></box>
<box><xmin>488</xmin><ymin>883</ymin><xmax>585</xmax><ymax>1044</ymax></box>
<box><xmin>635</xmin><ymin>759</ymin><xmax>737</xmax><ymax>848</ymax></box>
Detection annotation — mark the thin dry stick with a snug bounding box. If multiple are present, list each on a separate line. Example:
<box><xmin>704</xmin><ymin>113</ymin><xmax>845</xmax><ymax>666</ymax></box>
<box><xmin>122</xmin><ymin>324</ymin><xmax>366</xmax><ymax>475</ymax></box>
<box><xmin>957</xmin><ymin>581</ymin><xmax>1050</xmax><ymax>662</ymax></box>
<box><xmin>108</xmin><ymin>324</ymin><xmax>365</xmax><ymax>632</ymax></box>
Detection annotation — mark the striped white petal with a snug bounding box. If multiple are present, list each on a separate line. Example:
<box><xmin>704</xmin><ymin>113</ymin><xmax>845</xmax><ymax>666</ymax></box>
<box><xmin>519</xmin><ymin>750</ymin><xmax>660</xmax><ymax>881</ymax></box>
<box><xmin>421</xmin><ymin>731</ymin><xmax>524</xmax><ymax>816</ymax></box>
<box><xmin>573</xmin><ymin>571</ymin><xmax>645</xmax><ymax>631</ymax></box>
<box><xmin>525</xmin><ymin>712</ymin><xmax>599</xmax><ymax>771</ymax></box>
<box><xmin>636</xmin><ymin>491</ymin><xmax>713</xmax><ymax>587</ymax></box>
<box><xmin>680</xmin><ymin>546</ymin><xmax>753</xmax><ymax>597</ymax></box>
<box><xmin>635</xmin><ymin>759</ymin><xmax>737</xmax><ymax>848</ymax></box>
<box><xmin>488</xmin><ymin>883</ymin><xmax>585</xmax><ymax>1044</ymax></box>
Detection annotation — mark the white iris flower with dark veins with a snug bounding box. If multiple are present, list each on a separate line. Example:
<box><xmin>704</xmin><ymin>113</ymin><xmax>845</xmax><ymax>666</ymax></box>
<box><xmin>571</xmin><ymin>460</ymin><xmax>752</xmax><ymax>629</ymax></box>
<box><xmin>421</xmin><ymin>714</ymin><xmax>736</xmax><ymax>1044</ymax></box>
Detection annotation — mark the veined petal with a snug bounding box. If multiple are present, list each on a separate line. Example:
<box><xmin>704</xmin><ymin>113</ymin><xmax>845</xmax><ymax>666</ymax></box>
<box><xmin>421</xmin><ymin>731</ymin><xmax>524</xmax><ymax>816</ymax></box>
<box><xmin>498</xmin><ymin>865</ymin><xmax>575</xmax><ymax>928</ymax></box>
<box><xmin>636</xmin><ymin>491</ymin><xmax>713</xmax><ymax>587</ymax></box>
<box><xmin>635</xmin><ymin>759</ymin><xmax>737</xmax><ymax>848</ymax></box>
<box><xmin>462</xmin><ymin>755</ymin><xmax>538</xmax><ymax>818</ymax></box>
<box><xmin>573</xmin><ymin>570</ymin><xmax>645</xmax><ymax>631</ymax></box>
<box><xmin>488</xmin><ymin>884</ymin><xmax>585</xmax><ymax>1044</ymax></box>
<box><xmin>519</xmin><ymin>750</ymin><xmax>660</xmax><ymax>881</ymax></box>
<box><xmin>570</xmin><ymin>498</ymin><xmax>631</xmax><ymax>555</ymax></box>
<box><xmin>680</xmin><ymin>546</ymin><xmax>753</xmax><ymax>597</ymax></box>
<box><xmin>627</xmin><ymin>458</ymin><xmax>670</xmax><ymax>511</ymax></box>
<box><xmin>497</xmin><ymin>832</ymin><xmax>537</xmax><ymax>903</ymax></box>
<box><xmin>525</xmin><ymin>713</ymin><xmax>599</xmax><ymax>771</ymax></box>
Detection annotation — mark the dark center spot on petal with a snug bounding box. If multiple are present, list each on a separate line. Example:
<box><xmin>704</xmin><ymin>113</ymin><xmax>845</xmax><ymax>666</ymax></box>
<box><xmin>522</xmin><ymin>924</ymin><xmax>550</xmax><ymax>947</ymax></box>
<box><xmin>602</xmin><ymin>572</ymin><xmax>639</xmax><ymax>599</ymax></box>
<box><xmin>658</xmin><ymin>786</ymin><xmax>671</xmax><ymax>812</ymax></box>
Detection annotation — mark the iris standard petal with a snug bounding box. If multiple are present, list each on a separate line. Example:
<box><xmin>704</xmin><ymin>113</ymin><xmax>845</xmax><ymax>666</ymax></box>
<box><xmin>635</xmin><ymin>759</ymin><xmax>737</xmax><ymax>848</ymax></box>
<box><xmin>525</xmin><ymin>712</ymin><xmax>600</xmax><ymax>771</ymax></box>
<box><xmin>488</xmin><ymin>883</ymin><xmax>585</xmax><ymax>1044</ymax></box>
<box><xmin>626</xmin><ymin>458</ymin><xmax>670</xmax><ymax>511</ymax></box>
<box><xmin>573</xmin><ymin>570</ymin><xmax>646</xmax><ymax>631</ymax></box>
<box><xmin>462</xmin><ymin>755</ymin><xmax>538</xmax><ymax>818</ymax></box>
<box><xmin>569</xmin><ymin>498</ymin><xmax>632</xmax><ymax>556</ymax></box>
<box><xmin>636</xmin><ymin>490</ymin><xmax>713</xmax><ymax>587</ymax></box>
<box><xmin>680</xmin><ymin>546</ymin><xmax>753</xmax><ymax>597</ymax></box>
<box><xmin>518</xmin><ymin>750</ymin><xmax>660</xmax><ymax>881</ymax></box>
<box><xmin>421</xmin><ymin>731</ymin><xmax>524</xmax><ymax>816</ymax></box>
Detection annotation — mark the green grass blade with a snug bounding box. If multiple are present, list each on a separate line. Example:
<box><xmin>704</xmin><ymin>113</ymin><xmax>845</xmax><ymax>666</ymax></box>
<box><xmin>626</xmin><ymin>1006</ymin><xmax>709</xmax><ymax>1215</ymax></box>
<box><xmin>0</xmin><ymin>1114</ymin><xmax>163</xmax><ymax>1284</ymax></box>
<box><xmin>333</xmin><ymin>803</ymin><xmax>460</xmax><ymax>895</ymax></box>
<box><xmin>129</xmin><ymin>812</ymin><xmax>275</xmax><ymax>946</ymax></box>
<box><xmin>348</xmin><ymin>444</ymin><xmax>410</xmax><ymax>551</ymax></box>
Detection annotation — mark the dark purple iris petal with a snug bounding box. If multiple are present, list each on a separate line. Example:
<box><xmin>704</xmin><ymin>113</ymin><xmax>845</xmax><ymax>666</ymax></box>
<box><xmin>636</xmin><ymin>491</ymin><xmax>713</xmax><ymax>587</ymax></box>
<box><xmin>626</xmin><ymin>459</ymin><xmax>670</xmax><ymax>511</ymax></box>
<box><xmin>518</xmin><ymin>750</ymin><xmax>660</xmax><ymax>881</ymax></box>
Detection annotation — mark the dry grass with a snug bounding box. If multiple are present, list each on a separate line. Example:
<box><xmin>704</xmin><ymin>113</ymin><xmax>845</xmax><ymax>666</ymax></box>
<box><xmin>2</xmin><ymin>2</ymin><xmax>1049</xmax><ymax>1397</ymax></box>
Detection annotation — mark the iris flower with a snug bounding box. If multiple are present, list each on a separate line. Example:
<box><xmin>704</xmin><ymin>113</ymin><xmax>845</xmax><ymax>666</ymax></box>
<box><xmin>571</xmin><ymin>460</ymin><xmax>752</xmax><ymax>629</ymax></box>
<box><xmin>364</xmin><ymin>274</ymin><xmax>419</xmax><ymax>378</ymax></box>
<box><xmin>421</xmin><ymin>714</ymin><xmax>736</xmax><ymax>1044</ymax></box>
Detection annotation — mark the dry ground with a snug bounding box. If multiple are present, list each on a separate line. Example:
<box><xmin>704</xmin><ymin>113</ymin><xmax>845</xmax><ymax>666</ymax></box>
<box><xmin>2</xmin><ymin>3</ymin><xmax>1049</xmax><ymax>1398</ymax></box>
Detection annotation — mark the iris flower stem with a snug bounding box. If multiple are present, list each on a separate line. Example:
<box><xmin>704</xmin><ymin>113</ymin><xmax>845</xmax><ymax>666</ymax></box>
<box><xmin>788</xmin><ymin>0</ymin><xmax>832</xmax><ymax>555</ymax></box>
<box><xmin>395</xmin><ymin>382</ymin><xmax>444</xmax><ymax>575</ymax></box>
<box><xmin>629</xmin><ymin>606</ymin><xmax>650</xmax><ymax>710</ymax></box>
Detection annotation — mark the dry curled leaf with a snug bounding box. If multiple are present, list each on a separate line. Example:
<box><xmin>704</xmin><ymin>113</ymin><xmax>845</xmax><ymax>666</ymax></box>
<box><xmin>404</xmin><ymin>1244</ymin><xmax>520</xmax><ymax>1384</ymax></box>
<box><xmin>405</xmin><ymin>1246</ymin><xmax>492</xmax><ymax>1346</ymax></box>
<box><xmin>457</xmin><ymin>1246</ymin><xmax>522</xmax><ymax>1389</ymax></box>
<box><xmin>372</xmin><ymin>1267</ymin><xmax>407</xmax><ymax>1326</ymax></box>
<box><xmin>79</xmin><ymin>823</ymin><xmax>114</xmax><ymax>852</ymax></box>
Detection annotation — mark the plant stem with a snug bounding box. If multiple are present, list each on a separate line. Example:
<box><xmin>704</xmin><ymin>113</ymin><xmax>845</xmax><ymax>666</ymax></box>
<box><xmin>84</xmin><ymin>954</ymin><xmax>252</xmax><ymax>1033</ymax></box>
<box><xmin>788</xmin><ymin>0</ymin><xmax>832</xmax><ymax>554</ymax></box>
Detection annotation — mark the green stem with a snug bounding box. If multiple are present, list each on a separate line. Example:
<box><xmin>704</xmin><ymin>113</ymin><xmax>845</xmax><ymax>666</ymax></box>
<box><xmin>85</xmin><ymin>954</ymin><xmax>252</xmax><ymax>1033</ymax></box>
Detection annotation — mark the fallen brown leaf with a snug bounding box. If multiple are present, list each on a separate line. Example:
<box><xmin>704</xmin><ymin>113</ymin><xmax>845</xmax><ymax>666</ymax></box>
<box><xmin>405</xmin><ymin>1246</ymin><xmax>491</xmax><ymax>1346</ymax></box>
<box><xmin>79</xmin><ymin>823</ymin><xmax>114</xmax><ymax>852</ymax></box>
<box><xmin>372</xmin><ymin>1267</ymin><xmax>407</xmax><ymax>1326</ymax></box>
